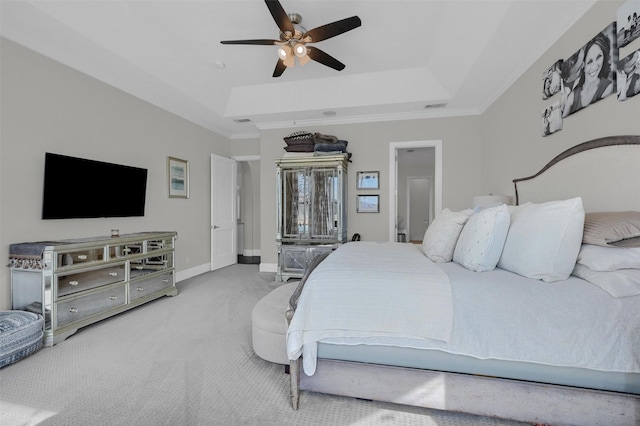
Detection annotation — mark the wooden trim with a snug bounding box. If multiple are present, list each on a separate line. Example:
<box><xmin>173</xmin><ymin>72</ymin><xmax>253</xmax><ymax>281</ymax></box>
<box><xmin>513</xmin><ymin>135</ymin><xmax>640</xmax><ymax>205</ymax></box>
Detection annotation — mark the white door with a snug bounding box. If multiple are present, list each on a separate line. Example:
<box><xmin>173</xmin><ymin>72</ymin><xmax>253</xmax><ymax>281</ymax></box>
<box><xmin>407</xmin><ymin>177</ymin><xmax>431</xmax><ymax>242</ymax></box>
<box><xmin>211</xmin><ymin>154</ymin><xmax>237</xmax><ymax>270</ymax></box>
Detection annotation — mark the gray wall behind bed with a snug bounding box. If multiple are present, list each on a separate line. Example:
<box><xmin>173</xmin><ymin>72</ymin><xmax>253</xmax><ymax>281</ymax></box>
<box><xmin>482</xmin><ymin>0</ymin><xmax>640</xmax><ymax>199</ymax></box>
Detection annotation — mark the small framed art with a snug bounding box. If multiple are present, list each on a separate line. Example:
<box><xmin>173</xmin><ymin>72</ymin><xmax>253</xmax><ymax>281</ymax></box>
<box><xmin>167</xmin><ymin>156</ymin><xmax>189</xmax><ymax>198</ymax></box>
<box><xmin>356</xmin><ymin>171</ymin><xmax>380</xmax><ymax>189</ymax></box>
<box><xmin>357</xmin><ymin>195</ymin><xmax>380</xmax><ymax>213</ymax></box>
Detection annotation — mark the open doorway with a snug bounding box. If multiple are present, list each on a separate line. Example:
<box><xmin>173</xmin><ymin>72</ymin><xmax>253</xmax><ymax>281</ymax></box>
<box><xmin>232</xmin><ymin>155</ymin><xmax>261</xmax><ymax>264</ymax></box>
<box><xmin>388</xmin><ymin>141</ymin><xmax>442</xmax><ymax>243</ymax></box>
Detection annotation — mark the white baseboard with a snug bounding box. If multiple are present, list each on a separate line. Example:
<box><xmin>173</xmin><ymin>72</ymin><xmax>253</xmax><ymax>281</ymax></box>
<box><xmin>176</xmin><ymin>263</ymin><xmax>210</xmax><ymax>282</ymax></box>
<box><xmin>178</xmin><ymin>260</ymin><xmax>274</xmax><ymax>280</ymax></box>
<box><xmin>260</xmin><ymin>263</ymin><xmax>277</xmax><ymax>273</ymax></box>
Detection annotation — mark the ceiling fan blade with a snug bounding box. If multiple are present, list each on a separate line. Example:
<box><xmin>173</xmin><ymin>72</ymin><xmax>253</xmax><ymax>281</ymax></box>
<box><xmin>273</xmin><ymin>59</ymin><xmax>287</xmax><ymax>77</ymax></box>
<box><xmin>304</xmin><ymin>16</ymin><xmax>361</xmax><ymax>43</ymax></box>
<box><xmin>220</xmin><ymin>39</ymin><xmax>279</xmax><ymax>45</ymax></box>
<box><xmin>265</xmin><ymin>0</ymin><xmax>294</xmax><ymax>35</ymax></box>
<box><xmin>307</xmin><ymin>47</ymin><xmax>345</xmax><ymax>71</ymax></box>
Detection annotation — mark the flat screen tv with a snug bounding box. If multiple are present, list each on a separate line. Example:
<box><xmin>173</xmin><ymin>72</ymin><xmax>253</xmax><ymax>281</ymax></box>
<box><xmin>42</xmin><ymin>152</ymin><xmax>148</xmax><ymax>219</ymax></box>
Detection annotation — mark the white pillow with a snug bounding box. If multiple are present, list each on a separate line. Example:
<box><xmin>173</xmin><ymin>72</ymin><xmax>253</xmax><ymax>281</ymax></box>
<box><xmin>577</xmin><ymin>244</ymin><xmax>640</xmax><ymax>271</ymax></box>
<box><xmin>453</xmin><ymin>204</ymin><xmax>510</xmax><ymax>272</ymax></box>
<box><xmin>422</xmin><ymin>208</ymin><xmax>473</xmax><ymax>263</ymax></box>
<box><xmin>497</xmin><ymin>197</ymin><xmax>585</xmax><ymax>282</ymax></box>
<box><xmin>572</xmin><ymin>264</ymin><xmax>640</xmax><ymax>298</ymax></box>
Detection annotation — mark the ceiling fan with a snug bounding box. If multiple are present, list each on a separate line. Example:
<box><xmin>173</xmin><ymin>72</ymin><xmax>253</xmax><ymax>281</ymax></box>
<box><xmin>220</xmin><ymin>0</ymin><xmax>361</xmax><ymax>77</ymax></box>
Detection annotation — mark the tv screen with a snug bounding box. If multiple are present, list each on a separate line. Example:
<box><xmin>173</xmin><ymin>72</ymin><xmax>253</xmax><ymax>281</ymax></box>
<box><xmin>42</xmin><ymin>152</ymin><xmax>148</xmax><ymax>219</ymax></box>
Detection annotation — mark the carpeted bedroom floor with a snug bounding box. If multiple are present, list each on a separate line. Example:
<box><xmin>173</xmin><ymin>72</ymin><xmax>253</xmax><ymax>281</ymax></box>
<box><xmin>0</xmin><ymin>264</ymin><xmax>529</xmax><ymax>426</ymax></box>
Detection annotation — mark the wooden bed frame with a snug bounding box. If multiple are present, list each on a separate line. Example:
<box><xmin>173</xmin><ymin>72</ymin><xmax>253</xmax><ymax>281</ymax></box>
<box><xmin>286</xmin><ymin>135</ymin><xmax>640</xmax><ymax>425</ymax></box>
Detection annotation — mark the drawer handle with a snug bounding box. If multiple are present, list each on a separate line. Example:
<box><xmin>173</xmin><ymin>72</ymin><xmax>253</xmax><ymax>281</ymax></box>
<box><xmin>77</xmin><ymin>255</ymin><xmax>87</xmax><ymax>260</ymax></box>
<box><xmin>136</xmin><ymin>266</ymin><xmax>144</xmax><ymax>270</ymax></box>
<box><xmin>161</xmin><ymin>279</ymin><xmax>169</xmax><ymax>283</ymax></box>
<box><xmin>69</xmin><ymin>280</ymin><xmax>79</xmax><ymax>286</ymax></box>
<box><xmin>109</xmin><ymin>272</ymin><xmax>118</xmax><ymax>277</ymax></box>
<box><xmin>136</xmin><ymin>287</ymin><xmax>144</xmax><ymax>292</ymax></box>
<box><xmin>109</xmin><ymin>296</ymin><xmax>117</xmax><ymax>300</ymax></box>
<box><xmin>69</xmin><ymin>308</ymin><xmax>78</xmax><ymax>313</ymax></box>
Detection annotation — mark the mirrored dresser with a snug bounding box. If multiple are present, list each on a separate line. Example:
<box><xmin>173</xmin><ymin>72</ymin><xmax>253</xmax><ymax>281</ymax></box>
<box><xmin>10</xmin><ymin>231</ymin><xmax>177</xmax><ymax>346</ymax></box>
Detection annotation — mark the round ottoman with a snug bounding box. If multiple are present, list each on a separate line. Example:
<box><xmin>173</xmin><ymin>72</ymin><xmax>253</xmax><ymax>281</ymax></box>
<box><xmin>251</xmin><ymin>282</ymin><xmax>298</xmax><ymax>365</ymax></box>
<box><xmin>0</xmin><ymin>311</ymin><xmax>44</xmax><ymax>368</ymax></box>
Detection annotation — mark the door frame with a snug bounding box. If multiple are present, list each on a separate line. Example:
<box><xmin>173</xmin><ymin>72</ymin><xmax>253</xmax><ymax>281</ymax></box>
<box><xmin>388</xmin><ymin>140</ymin><xmax>442</xmax><ymax>242</ymax></box>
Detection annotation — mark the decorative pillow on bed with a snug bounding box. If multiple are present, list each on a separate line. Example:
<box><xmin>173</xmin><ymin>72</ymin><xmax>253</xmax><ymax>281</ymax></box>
<box><xmin>572</xmin><ymin>264</ymin><xmax>640</xmax><ymax>298</ymax></box>
<box><xmin>421</xmin><ymin>208</ymin><xmax>473</xmax><ymax>263</ymax></box>
<box><xmin>453</xmin><ymin>204</ymin><xmax>510</xmax><ymax>272</ymax></box>
<box><xmin>582</xmin><ymin>211</ymin><xmax>640</xmax><ymax>247</ymax></box>
<box><xmin>497</xmin><ymin>197</ymin><xmax>584</xmax><ymax>282</ymax></box>
<box><xmin>576</xmin><ymin>244</ymin><xmax>640</xmax><ymax>271</ymax></box>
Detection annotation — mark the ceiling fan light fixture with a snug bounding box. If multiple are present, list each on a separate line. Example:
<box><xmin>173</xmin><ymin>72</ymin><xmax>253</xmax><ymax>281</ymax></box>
<box><xmin>277</xmin><ymin>46</ymin><xmax>290</xmax><ymax>60</ymax></box>
<box><xmin>221</xmin><ymin>1</ymin><xmax>361</xmax><ymax>77</ymax></box>
<box><xmin>293</xmin><ymin>43</ymin><xmax>307</xmax><ymax>58</ymax></box>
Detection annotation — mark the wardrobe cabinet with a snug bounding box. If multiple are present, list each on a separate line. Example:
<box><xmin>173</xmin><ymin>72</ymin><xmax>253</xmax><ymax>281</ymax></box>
<box><xmin>275</xmin><ymin>154</ymin><xmax>348</xmax><ymax>281</ymax></box>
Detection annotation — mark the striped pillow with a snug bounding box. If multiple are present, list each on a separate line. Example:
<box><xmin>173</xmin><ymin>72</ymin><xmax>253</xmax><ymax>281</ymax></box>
<box><xmin>583</xmin><ymin>211</ymin><xmax>640</xmax><ymax>247</ymax></box>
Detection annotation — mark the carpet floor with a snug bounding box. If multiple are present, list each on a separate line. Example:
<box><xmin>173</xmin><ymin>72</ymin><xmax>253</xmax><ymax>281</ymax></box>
<box><xmin>0</xmin><ymin>264</ymin><xmax>529</xmax><ymax>426</ymax></box>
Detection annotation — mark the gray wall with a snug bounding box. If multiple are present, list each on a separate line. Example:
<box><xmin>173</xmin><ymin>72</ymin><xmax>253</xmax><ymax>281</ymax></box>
<box><xmin>482</xmin><ymin>0</ymin><xmax>640</xmax><ymax>197</ymax></box>
<box><xmin>0</xmin><ymin>38</ymin><xmax>230</xmax><ymax>309</ymax></box>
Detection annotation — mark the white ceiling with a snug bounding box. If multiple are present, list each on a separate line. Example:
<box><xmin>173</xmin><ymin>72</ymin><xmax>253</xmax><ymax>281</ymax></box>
<box><xmin>1</xmin><ymin>0</ymin><xmax>596</xmax><ymax>139</ymax></box>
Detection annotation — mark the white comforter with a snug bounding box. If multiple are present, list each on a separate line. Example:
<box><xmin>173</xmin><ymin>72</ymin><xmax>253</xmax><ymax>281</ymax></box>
<box><xmin>287</xmin><ymin>242</ymin><xmax>640</xmax><ymax>377</ymax></box>
<box><xmin>286</xmin><ymin>242</ymin><xmax>453</xmax><ymax>375</ymax></box>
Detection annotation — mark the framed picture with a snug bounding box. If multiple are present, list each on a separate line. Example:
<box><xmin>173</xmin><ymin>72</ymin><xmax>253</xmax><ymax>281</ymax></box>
<box><xmin>561</xmin><ymin>23</ymin><xmax>616</xmax><ymax>118</ymax></box>
<box><xmin>542</xmin><ymin>59</ymin><xmax>563</xmax><ymax>99</ymax></box>
<box><xmin>542</xmin><ymin>100</ymin><xmax>563</xmax><ymax>136</ymax></box>
<box><xmin>167</xmin><ymin>156</ymin><xmax>189</xmax><ymax>198</ymax></box>
<box><xmin>617</xmin><ymin>0</ymin><xmax>640</xmax><ymax>48</ymax></box>
<box><xmin>618</xmin><ymin>49</ymin><xmax>640</xmax><ymax>100</ymax></box>
<box><xmin>357</xmin><ymin>195</ymin><xmax>379</xmax><ymax>213</ymax></box>
<box><xmin>356</xmin><ymin>171</ymin><xmax>380</xmax><ymax>189</ymax></box>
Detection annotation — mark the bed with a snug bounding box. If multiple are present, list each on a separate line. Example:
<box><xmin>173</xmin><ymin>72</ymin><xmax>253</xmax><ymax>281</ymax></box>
<box><xmin>285</xmin><ymin>135</ymin><xmax>640</xmax><ymax>426</ymax></box>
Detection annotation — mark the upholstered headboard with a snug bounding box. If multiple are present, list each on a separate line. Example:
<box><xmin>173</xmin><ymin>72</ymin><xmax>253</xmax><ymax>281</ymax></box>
<box><xmin>513</xmin><ymin>135</ymin><xmax>640</xmax><ymax>213</ymax></box>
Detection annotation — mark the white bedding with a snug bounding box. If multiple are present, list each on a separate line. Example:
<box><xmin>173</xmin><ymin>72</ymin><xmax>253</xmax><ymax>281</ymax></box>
<box><xmin>287</xmin><ymin>242</ymin><xmax>640</xmax><ymax>377</ymax></box>
<box><xmin>286</xmin><ymin>241</ymin><xmax>453</xmax><ymax>375</ymax></box>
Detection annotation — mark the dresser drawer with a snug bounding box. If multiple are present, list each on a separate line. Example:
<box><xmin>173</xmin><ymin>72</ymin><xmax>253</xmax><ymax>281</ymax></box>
<box><xmin>109</xmin><ymin>243</ymin><xmax>143</xmax><ymax>259</ymax></box>
<box><xmin>129</xmin><ymin>254</ymin><xmax>173</xmax><ymax>279</ymax></box>
<box><xmin>56</xmin><ymin>284</ymin><xmax>126</xmax><ymax>328</ymax></box>
<box><xmin>130</xmin><ymin>272</ymin><xmax>174</xmax><ymax>301</ymax></box>
<box><xmin>147</xmin><ymin>237</ymin><xmax>173</xmax><ymax>251</ymax></box>
<box><xmin>57</xmin><ymin>264</ymin><xmax>126</xmax><ymax>298</ymax></box>
<box><xmin>57</xmin><ymin>247</ymin><xmax>105</xmax><ymax>267</ymax></box>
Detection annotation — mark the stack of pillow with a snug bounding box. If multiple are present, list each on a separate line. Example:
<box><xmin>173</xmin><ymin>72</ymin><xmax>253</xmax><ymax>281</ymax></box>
<box><xmin>422</xmin><ymin>199</ymin><xmax>640</xmax><ymax>296</ymax></box>
<box><xmin>572</xmin><ymin>211</ymin><xmax>640</xmax><ymax>297</ymax></box>
<box><xmin>422</xmin><ymin>198</ymin><xmax>586</xmax><ymax>281</ymax></box>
